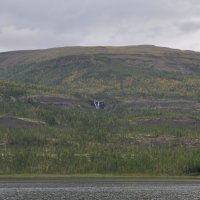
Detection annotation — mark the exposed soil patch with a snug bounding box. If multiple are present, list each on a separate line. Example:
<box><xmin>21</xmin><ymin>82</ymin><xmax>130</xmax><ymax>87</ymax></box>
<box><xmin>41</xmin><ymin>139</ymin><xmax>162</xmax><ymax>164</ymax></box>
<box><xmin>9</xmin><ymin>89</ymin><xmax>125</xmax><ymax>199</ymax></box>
<box><xmin>137</xmin><ymin>118</ymin><xmax>200</xmax><ymax>126</ymax></box>
<box><xmin>21</xmin><ymin>96</ymin><xmax>200</xmax><ymax>112</ymax></box>
<box><xmin>22</xmin><ymin>95</ymin><xmax>87</xmax><ymax>108</ymax></box>
<box><xmin>0</xmin><ymin>117</ymin><xmax>45</xmax><ymax>127</ymax></box>
<box><xmin>118</xmin><ymin>99</ymin><xmax>200</xmax><ymax>111</ymax></box>
<box><xmin>123</xmin><ymin>135</ymin><xmax>200</xmax><ymax>149</ymax></box>
<box><xmin>22</xmin><ymin>95</ymin><xmax>114</xmax><ymax>110</ymax></box>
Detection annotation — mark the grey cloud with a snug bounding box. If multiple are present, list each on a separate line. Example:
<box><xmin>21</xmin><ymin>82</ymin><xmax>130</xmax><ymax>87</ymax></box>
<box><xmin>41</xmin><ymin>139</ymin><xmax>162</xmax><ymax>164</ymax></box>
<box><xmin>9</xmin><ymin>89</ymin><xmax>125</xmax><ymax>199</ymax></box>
<box><xmin>179</xmin><ymin>21</ymin><xmax>200</xmax><ymax>33</ymax></box>
<box><xmin>0</xmin><ymin>0</ymin><xmax>200</xmax><ymax>52</ymax></box>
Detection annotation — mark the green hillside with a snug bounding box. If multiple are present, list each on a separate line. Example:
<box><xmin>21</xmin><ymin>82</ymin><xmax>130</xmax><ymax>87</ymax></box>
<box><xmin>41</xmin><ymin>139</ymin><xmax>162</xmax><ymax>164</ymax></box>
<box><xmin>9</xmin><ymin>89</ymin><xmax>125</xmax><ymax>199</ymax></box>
<box><xmin>1</xmin><ymin>45</ymin><xmax>200</xmax><ymax>100</ymax></box>
<box><xmin>0</xmin><ymin>45</ymin><xmax>200</xmax><ymax>176</ymax></box>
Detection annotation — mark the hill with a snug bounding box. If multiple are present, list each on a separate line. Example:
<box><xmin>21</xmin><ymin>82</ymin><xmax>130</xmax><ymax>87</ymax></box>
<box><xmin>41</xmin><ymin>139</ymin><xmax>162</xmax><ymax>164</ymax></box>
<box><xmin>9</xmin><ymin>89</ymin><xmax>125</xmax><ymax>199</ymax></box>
<box><xmin>0</xmin><ymin>45</ymin><xmax>200</xmax><ymax>176</ymax></box>
<box><xmin>1</xmin><ymin>45</ymin><xmax>200</xmax><ymax>101</ymax></box>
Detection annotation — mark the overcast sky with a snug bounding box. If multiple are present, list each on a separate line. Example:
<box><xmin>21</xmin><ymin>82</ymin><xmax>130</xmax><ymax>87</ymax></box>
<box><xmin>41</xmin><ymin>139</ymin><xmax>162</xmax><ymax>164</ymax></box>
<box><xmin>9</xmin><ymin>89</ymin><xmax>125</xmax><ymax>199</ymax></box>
<box><xmin>0</xmin><ymin>0</ymin><xmax>200</xmax><ymax>52</ymax></box>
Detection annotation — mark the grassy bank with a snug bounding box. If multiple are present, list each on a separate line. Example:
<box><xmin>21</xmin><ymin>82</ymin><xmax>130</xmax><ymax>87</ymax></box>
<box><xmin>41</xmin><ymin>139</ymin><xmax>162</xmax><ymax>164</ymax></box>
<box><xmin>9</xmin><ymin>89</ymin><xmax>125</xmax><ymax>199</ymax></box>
<box><xmin>0</xmin><ymin>82</ymin><xmax>200</xmax><ymax>176</ymax></box>
<box><xmin>0</xmin><ymin>174</ymin><xmax>200</xmax><ymax>180</ymax></box>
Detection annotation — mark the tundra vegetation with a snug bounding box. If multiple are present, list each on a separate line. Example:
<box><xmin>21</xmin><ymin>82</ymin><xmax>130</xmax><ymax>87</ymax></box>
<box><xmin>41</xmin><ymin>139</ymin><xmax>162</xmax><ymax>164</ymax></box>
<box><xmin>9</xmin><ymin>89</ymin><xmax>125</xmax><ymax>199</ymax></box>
<box><xmin>0</xmin><ymin>46</ymin><xmax>200</xmax><ymax>176</ymax></box>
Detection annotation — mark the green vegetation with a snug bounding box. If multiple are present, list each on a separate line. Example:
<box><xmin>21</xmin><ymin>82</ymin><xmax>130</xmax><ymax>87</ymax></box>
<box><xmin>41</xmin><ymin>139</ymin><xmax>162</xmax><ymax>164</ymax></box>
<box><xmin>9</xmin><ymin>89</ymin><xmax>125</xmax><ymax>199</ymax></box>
<box><xmin>0</xmin><ymin>45</ymin><xmax>200</xmax><ymax>177</ymax></box>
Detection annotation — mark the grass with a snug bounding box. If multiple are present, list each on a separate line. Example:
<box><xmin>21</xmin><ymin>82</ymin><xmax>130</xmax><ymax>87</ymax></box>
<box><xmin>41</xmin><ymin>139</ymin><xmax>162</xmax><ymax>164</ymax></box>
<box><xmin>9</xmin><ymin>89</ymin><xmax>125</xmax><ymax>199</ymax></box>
<box><xmin>0</xmin><ymin>174</ymin><xmax>200</xmax><ymax>180</ymax></box>
<box><xmin>0</xmin><ymin>80</ymin><xmax>200</xmax><ymax>176</ymax></box>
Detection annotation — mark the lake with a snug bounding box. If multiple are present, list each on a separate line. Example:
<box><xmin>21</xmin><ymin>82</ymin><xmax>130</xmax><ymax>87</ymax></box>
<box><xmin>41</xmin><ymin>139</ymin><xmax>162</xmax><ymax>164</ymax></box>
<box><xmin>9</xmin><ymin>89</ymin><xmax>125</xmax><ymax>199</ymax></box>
<box><xmin>0</xmin><ymin>179</ymin><xmax>199</xmax><ymax>200</ymax></box>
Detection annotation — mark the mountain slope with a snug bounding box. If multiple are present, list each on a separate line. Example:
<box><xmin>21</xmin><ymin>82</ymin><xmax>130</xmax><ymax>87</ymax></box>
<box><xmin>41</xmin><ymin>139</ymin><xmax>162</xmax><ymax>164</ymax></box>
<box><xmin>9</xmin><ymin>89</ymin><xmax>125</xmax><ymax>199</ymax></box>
<box><xmin>1</xmin><ymin>45</ymin><xmax>200</xmax><ymax>100</ymax></box>
<box><xmin>1</xmin><ymin>45</ymin><xmax>200</xmax><ymax>76</ymax></box>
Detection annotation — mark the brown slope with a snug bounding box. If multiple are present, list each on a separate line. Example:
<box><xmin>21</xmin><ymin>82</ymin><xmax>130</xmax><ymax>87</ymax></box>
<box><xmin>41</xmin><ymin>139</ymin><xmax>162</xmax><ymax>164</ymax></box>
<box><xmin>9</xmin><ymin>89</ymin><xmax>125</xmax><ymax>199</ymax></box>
<box><xmin>0</xmin><ymin>45</ymin><xmax>198</xmax><ymax>65</ymax></box>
